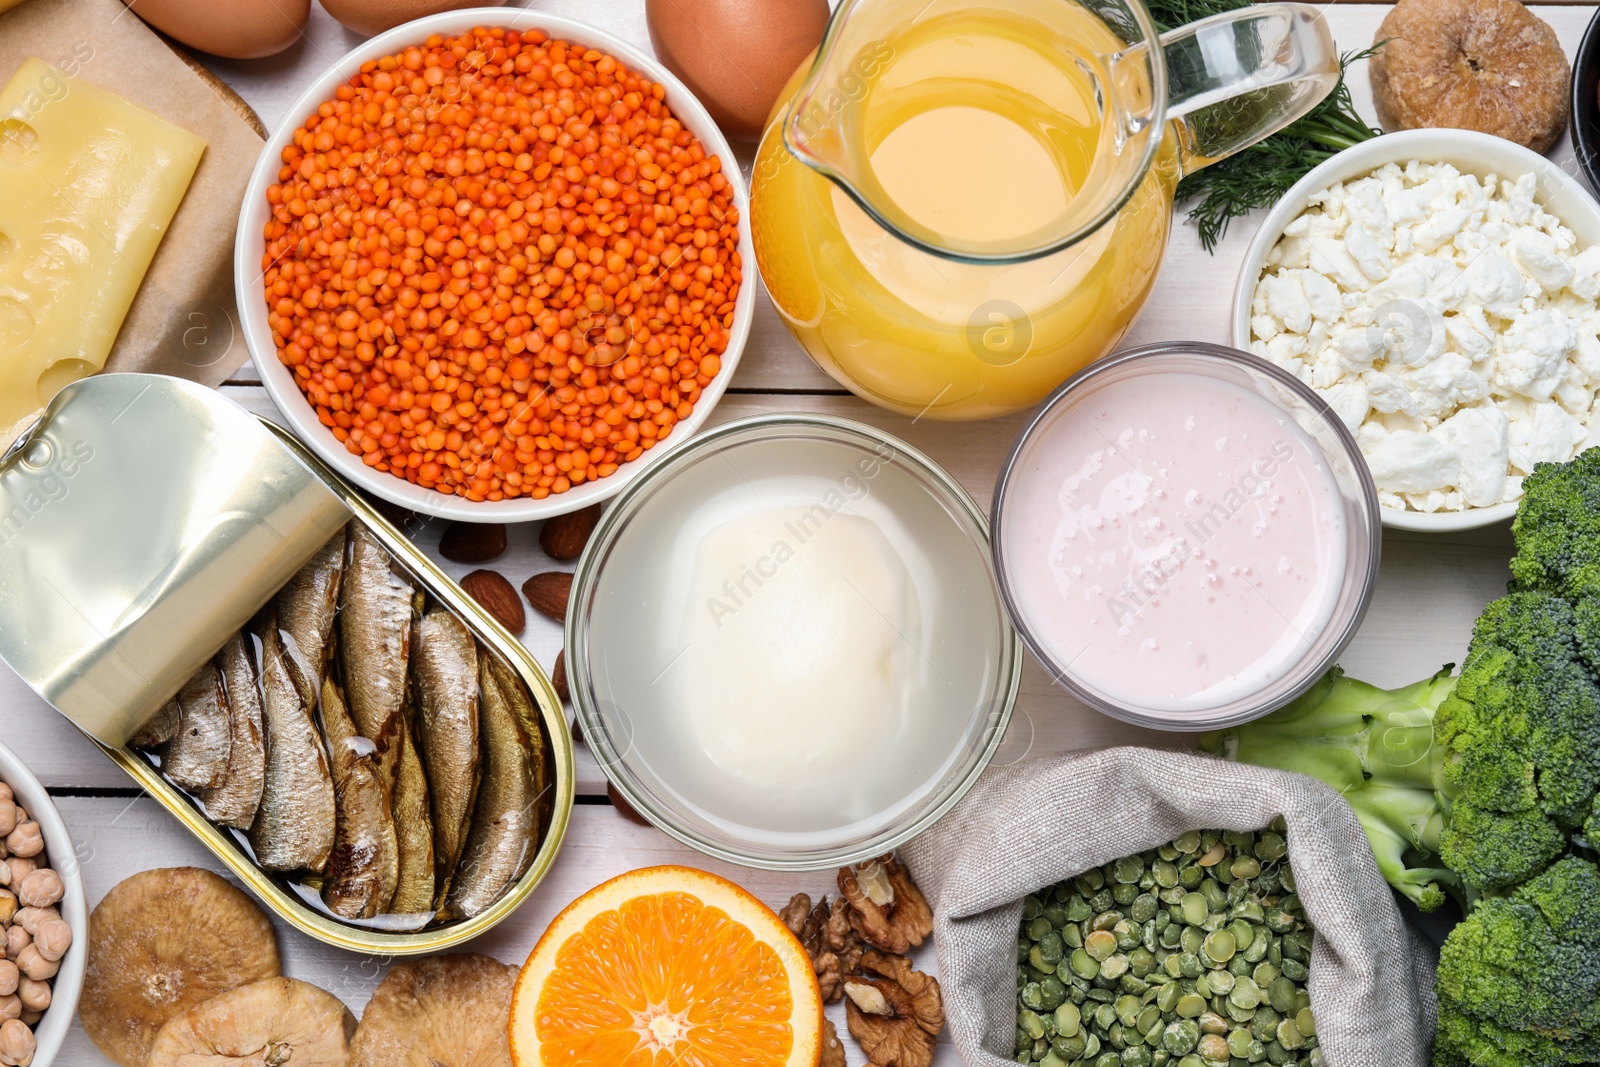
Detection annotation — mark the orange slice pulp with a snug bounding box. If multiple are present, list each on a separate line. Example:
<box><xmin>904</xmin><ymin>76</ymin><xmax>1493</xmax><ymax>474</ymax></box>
<box><xmin>510</xmin><ymin>865</ymin><xmax>824</xmax><ymax>1067</ymax></box>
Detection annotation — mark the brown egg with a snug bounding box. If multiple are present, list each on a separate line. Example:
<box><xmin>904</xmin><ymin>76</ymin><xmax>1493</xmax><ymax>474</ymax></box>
<box><xmin>317</xmin><ymin>0</ymin><xmax>507</xmax><ymax>38</ymax></box>
<box><xmin>647</xmin><ymin>0</ymin><xmax>831</xmax><ymax>142</ymax></box>
<box><xmin>121</xmin><ymin>0</ymin><xmax>311</xmax><ymax>59</ymax></box>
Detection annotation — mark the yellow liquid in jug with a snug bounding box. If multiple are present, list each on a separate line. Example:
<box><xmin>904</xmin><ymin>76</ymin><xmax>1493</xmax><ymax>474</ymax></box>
<box><xmin>751</xmin><ymin>5</ymin><xmax>1180</xmax><ymax>420</ymax></box>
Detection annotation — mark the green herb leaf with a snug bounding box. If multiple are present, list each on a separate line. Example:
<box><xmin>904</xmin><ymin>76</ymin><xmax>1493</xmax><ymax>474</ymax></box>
<box><xmin>1144</xmin><ymin>0</ymin><xmax>1381</xmax><ymax>252</ymax></box>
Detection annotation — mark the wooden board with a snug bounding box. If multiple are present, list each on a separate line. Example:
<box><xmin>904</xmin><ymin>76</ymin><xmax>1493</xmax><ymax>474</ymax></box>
<box><xmin>12</xmin><ymin>2</ymin><xmax>1593</xmax><ymax>1063</ymax></box>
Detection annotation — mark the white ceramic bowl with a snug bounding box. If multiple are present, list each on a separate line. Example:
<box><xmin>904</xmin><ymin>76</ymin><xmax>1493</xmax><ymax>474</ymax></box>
<box><xmin>0</xmin><ymin>741</ymin><xmax>86</xmax><ymax>1067</ymax></box>
<box><xmin>235</xmin><ymin>10</ymin><xmax>756</xmax><ymax>522</ymax></box>
<box><xmin>1232</xmin><ymin>129</ymin><xmax>1600</xmax><ymax>533</ymax></box>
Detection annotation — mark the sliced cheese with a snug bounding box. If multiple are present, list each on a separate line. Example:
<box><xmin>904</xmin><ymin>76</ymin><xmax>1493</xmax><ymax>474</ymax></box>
<box><xmin>0</xmin><ymin>59</ymin><xmax>204</xmax><ymax>447</ymax></box>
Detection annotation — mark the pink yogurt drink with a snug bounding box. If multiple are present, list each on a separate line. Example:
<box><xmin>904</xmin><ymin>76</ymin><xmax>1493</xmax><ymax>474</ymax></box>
<box><xmin>997</xmin><ymin>367</ymin><xmax>1351</xmax><ymax>716</ymax></box>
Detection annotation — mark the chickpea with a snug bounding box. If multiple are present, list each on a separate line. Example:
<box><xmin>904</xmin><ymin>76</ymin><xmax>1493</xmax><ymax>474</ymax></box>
<box><xmin>3</xmin><ymin>930</ymin><xmax>25</xmax><ymax>963</ymax></box>
<box><xmin>15</xmin><ymin>979</ymin><xmax>47</xmax><ymax>1014</ymax></box>
<box><xmin>0</xmin><ymin>781</ymin><xmax>69</xmax><ymax>1063</ymax></box>
<box><xmin>3</xmin><ymin>824</ymin><xmax>40</xmax><ymax>860</ymax></box>
<box><xmin>0</xmin><ymin>1018</ymin><xmax>31</xmax><ymax>1067</ymax></box>
<box><xmin>13</xmin><ymin>947</ymin><xmax>53</xmax><ymax>984</ymax></box>
<box><xmin>13</xmin><ymin>909</ymin><xmax>56</xmax><ymax>938</ymax></box>
<box><xmin>29</xmin><ymin>922</ymin><xmax>69</xmax><ymax>964</ymax></box>
<box><xmin>14</xmin><ymin>871</ymin><xmax>59</xmax><ymax>910</ymax></box>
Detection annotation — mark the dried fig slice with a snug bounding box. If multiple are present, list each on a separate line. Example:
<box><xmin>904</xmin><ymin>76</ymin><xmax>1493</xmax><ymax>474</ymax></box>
<box><xmin>349</xmin><ymin>953</ymin><xmax>516</xmax><ymax>1067</ymax></box>
<box><xmin>146</xmin><ymin>977</ymin><xmax>354</xmax><ymax>1067</ymax></box>
<box><xmin>79</xmin><ymin>868</ymin><xmax>281</xmax><ymax>1067</ymax></box>
<box><xmin>1369</xmin><ymin>0</ymin><xmax>1569</xmax><ymax>153</ymax></box>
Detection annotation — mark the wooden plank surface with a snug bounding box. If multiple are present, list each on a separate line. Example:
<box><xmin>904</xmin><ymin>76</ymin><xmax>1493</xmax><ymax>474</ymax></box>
<box><xmin>10</xmin><ymin>1</ymin><xmax>1593</xmax><ymax>1063</ymax></box>
<box><xmin>7</xmin><ymin>387</ymin><xmax>1513</xmax><ymax>793</ymax></box>
<box><xmin>49</xmin><ymin>798</ymin><xmax>943</xmax><ymax>1064</ymax></box>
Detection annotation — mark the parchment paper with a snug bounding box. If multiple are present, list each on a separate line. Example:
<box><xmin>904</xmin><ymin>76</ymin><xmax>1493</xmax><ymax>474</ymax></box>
<box><xmin>0</xmin><ymin>0</ymin><xmax>264</xmax><ymax>389</ymax></box>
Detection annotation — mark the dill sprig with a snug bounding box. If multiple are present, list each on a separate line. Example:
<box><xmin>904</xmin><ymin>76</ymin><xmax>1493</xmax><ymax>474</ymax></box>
<box><xmin>1145</xmin><ymin>0</ymin><xmax>1381</xmax><ymax>251</ymax></box>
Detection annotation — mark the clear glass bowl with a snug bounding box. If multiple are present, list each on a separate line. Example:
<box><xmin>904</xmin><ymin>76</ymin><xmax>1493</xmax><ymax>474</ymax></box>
<box><xmin>991</xmin><ymin>342</ymin><xmax>1382</xmax><ymax>731</ymax></box>
<box><xmin>567</xmin><ymin>414</ymin><xmax>1021</xmax><ymax>870</ymax></box>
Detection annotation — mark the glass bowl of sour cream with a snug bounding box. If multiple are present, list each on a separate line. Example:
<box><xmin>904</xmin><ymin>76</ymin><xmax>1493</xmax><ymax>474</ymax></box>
<box><xmin>567</xmin><ymin>414</ymin><xmax>1022</xmax><ymax>870</ymax></box>
<box><xmin>992</xmin><ymin>342</ymin><xmax>1382</xmax><ymax>731</ymax></box>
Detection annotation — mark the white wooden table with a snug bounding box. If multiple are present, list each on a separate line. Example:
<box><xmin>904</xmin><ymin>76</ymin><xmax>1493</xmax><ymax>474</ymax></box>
<box><xmin>13</xmin><ymin>1</ymin><xmax>1595</xmax><ymax>1061</ymax></box>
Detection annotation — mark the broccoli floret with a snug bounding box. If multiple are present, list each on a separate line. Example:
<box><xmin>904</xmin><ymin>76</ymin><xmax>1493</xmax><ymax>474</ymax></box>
<box><xmin>1509</xmin><ymin>447</ymin><xmax>1600</xmax><ymax>597</ymax></box>
<box><xmin>1439</xmin><ymin>799</ymin><xmax>1566</xmax><ymax>898</ymax></box>
<box><xmin>1434</xmin><ymin>592</ymin><xmax>1600</xmax><ymax>889</ymax></box>
<box><xmin>1208</xmin><ymin>447</ymin><xmax>1600</xmax><ymax>1067</ymax></box>
<box><xmin>1434</xmin><ymin>857</ymin><xmax>1600</xmax><ymax>1067</ymax></box>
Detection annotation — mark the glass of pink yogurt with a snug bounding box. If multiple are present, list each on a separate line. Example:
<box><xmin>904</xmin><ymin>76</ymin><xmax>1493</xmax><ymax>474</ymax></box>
<box><xmin>992</xmin><ymin>342</ymin><xmax>1381</xmax><ymax>730</ymax></box>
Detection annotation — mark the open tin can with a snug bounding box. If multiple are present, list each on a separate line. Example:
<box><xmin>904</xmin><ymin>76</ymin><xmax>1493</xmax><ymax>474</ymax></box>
<box><xmin>0</xmin><ymin>373</ymin><xmax>573</xmax><ymax>954</ymax></box>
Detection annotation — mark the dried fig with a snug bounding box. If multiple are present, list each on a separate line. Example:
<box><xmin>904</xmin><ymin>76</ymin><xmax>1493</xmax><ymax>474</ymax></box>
<box><xmin>146</xmin><ymin>976</ymin><xmax>354</xmax><ymax>1067</ymax></box>
<box><xmin>1369</xmin><ymin>0</ymin><xmax>1569</xmax><ymax>153</ymax></box>
<box><xmin>80</xmin><ymin>868</ymin><xmax>281</xmax><ymax>1067</ymax></box>
<box><xmin>349</xmin><ymin>953</ymin><xmax>516</xmax><ymax>1066</ymax></box>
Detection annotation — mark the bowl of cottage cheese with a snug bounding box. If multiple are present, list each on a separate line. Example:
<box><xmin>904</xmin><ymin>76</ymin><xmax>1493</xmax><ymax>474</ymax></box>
<box><xmin>1234</xmin><ymin>129</ymin><xmax>1600</xmax><ymax>531</ymax></box>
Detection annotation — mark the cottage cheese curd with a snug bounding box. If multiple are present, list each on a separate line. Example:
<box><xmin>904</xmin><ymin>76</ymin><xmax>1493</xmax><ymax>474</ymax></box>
<box><xmin>1250</xmin><ymin>161</ymin><xmax>1600</xmax><ymax>511</ymax></box>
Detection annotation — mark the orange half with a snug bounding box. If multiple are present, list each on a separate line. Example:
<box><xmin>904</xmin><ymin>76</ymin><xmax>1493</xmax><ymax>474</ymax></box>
<box><xmin>511</xmin><ymin>866</ymin><xmax>823</xmax><ymax>1067</ymax></box>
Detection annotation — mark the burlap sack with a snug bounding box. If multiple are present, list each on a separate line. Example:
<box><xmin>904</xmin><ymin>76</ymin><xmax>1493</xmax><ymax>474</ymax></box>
<box><xmin>901</xmin><ymin>747</ymin><xmax>1437</xmax><ymax>1067</ymax></box>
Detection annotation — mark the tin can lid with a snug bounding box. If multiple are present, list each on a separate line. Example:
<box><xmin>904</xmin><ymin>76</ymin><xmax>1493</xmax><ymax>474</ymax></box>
<box><xmin>0</xmin><ymin>374</ymin><xmax>350</xmax><ymax>746</ymax></box>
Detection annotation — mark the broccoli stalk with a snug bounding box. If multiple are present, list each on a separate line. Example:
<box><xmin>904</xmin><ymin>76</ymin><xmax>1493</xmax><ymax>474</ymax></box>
<box><xmin>1205</xmin><ymin>667</ymin><xmax>1459</xmax><ymax>912</ymax></box>
<box><xmin>1204</xmin><ymin>448</ymin><xmax>1600</xmax><ymax>1067</ymax></box>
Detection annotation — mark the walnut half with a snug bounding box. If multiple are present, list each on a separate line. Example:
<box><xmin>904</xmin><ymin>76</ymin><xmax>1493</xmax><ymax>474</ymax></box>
<box><xmin>821</xmin><ymin>1018</ymin><xmax>849</xmax><ymax>1067</ymax></box>
<box><xmin>780</xmin><ymin>893</ymin><xmax>864</xmax><ymax>1003</ymax></box>
<box><xmin>839</xmin><ymin>856</ymin><xmax>933</xmax><ymax>955</ymax></box>
<box><xmin>843</xmin><ymin>951</ymin><xmax>945</xmax><ymax>1067</ymax></box>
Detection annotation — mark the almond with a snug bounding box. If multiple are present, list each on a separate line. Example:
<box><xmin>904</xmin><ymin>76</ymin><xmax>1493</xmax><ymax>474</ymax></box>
<box><xmin>522</xmin><ymin>571</ymin><xmax>573</xmax><ymax>622</ymax></box>
<box><xmin>459</xmin><ymin>569</ymin><xmax>525</xmax><ymax>633</ymax></box>
<box><xmin>607</xmin><ymin>782</ymin><xmax>651</xmax><ymax>827</ymax></box>
<box><xmin>552</xmin><ymin>650</ymin><xmax>569</xmax><ymax>703</ymax></box>
<box><xmin>539</xmin><ymin>504</ymin><xmax>601</xmax><ymax>561</ymax></box>
<box><xmin>439</xmin><ymin>521</ymin><xmax>507</xmax><ymax>563</ymax></box>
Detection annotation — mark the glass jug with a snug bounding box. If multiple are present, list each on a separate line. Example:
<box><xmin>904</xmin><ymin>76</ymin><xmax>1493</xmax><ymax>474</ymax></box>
<box><xmin>750</xmin><ymin>0</ymin><xmax>1339</xmax><ymax>420</ymax></box>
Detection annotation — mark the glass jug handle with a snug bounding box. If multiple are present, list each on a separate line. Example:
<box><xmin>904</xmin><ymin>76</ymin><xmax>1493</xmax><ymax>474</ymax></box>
<box><xmin>1154</xmin><ymin>3</ymin><xmax>1341</xmax><ymax>174</ymax></box>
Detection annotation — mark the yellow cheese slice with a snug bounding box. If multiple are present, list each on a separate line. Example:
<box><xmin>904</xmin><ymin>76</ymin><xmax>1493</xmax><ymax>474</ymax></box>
<box><xmin>0</xmin><ymin>59</ymin><xmax>205</xmax><ymax>447</ymax></box>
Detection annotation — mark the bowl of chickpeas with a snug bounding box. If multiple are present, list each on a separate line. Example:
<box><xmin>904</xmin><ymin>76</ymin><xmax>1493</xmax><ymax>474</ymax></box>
<box><xmin>0</xmin><ymin>740</ymin><xmax>84</xmax><ymax>1067</ymax></box>
<box><xmin>236</xmin><ymin>9</ymin><xmax>755</xmax><ymax>521</ymax></box>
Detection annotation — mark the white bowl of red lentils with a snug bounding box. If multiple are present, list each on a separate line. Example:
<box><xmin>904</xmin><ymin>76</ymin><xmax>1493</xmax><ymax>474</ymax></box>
<box><xmin>237</xmin><ymin>10</ymin><xmax>754</xmax><ymax>521</ymax></box>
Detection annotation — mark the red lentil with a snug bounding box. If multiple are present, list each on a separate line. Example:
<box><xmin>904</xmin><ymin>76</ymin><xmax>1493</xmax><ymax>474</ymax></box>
<box><xmin>261</xmin><ymin>27</ymin><xmax>743</xmax><ymax>501</ymax></box>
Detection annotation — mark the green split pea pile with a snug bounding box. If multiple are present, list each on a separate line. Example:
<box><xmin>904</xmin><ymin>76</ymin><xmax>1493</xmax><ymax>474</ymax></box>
<box><xmin>1016</xmin><ymin>824</ymin><xmax>1320</xmax><ymax>1067</ymax></box>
